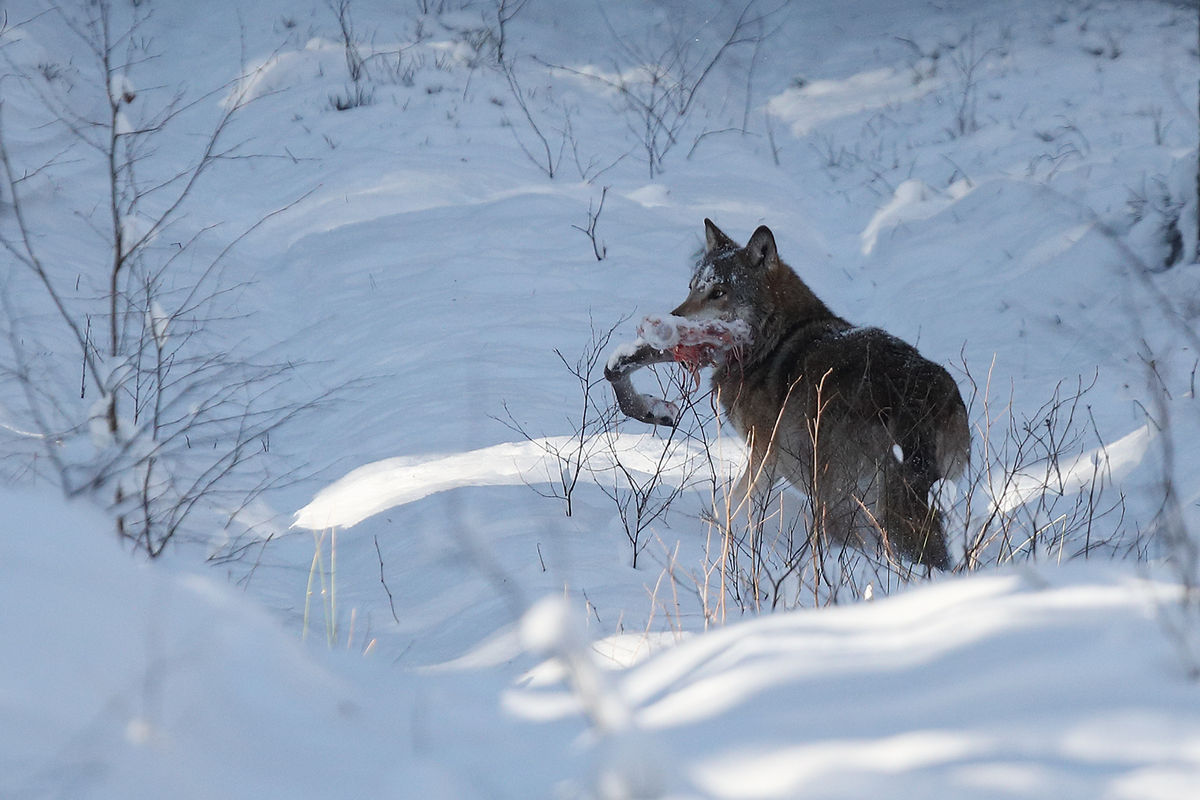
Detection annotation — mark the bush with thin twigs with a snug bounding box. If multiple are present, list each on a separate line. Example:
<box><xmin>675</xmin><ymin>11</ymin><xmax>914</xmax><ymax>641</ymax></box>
<box><xmin>571</xmin><ymin>186</ymin><xmax>609</xmax><ymax>261</ymax></box>
<box><xmin>328</xmin><ymin>0</ymin><xmax>366</xmax><ymax>84</ymax></box>
<box><xmin>497</xmin><ymin>318</ymin><xmax>626</xmax><ymax>518</ymax></box>
<box><xmin>0</xmin><ymin>1</ymin><xmax>322</xmax><ymax>557</ymax></box>
<box><xmin>327</xmin><ymin>0</ymin><xmax>438</xmax><ymax>109</ymax></box>
<box><xmin>950</xmin><ymin>359</ymin><xmax>1130</xmax><ymax>568</ymax></box>
<box><xmin>498</xmin><ymin>59</ymin><xmax>568</xmax><ymax>179</ymax></box>
<box><xmin>897</xmin><ymin>25</ymin><xmax>1005</xmax><ymax>141</ymax></box>
<box><xmin>945</xmin><ymin>25</ymin><xmax>991</xmax><ymax>139</ymax></box>
<box><xmin>594</xmin><ymin>373</ymin><xmax>709</xmax><ymax>569</ymax></box>
<box><xmin>500</xmin><ymin>322</ymin><xmax>715</xmax><ymax>567</ymax></box>
<box><xmin>326</xmin><ymin>0</ymin><xmax>373</xmax><ymax>110</ymax></box>
<box><xmin>499</xmin><ymin>64</ymin><xmax>627</xmax><ymax>182</ymax></box>
<box><xmin>540</xmin><ymin>1</ymin><xmax>771</xmax><ymax>178</ymax></box>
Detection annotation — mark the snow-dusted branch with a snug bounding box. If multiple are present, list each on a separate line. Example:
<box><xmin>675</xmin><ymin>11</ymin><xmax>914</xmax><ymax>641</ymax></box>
<box><xmin>0</xmin><ymin>0</ymin><xmax>318</xmax><ymax>556</ymax></box>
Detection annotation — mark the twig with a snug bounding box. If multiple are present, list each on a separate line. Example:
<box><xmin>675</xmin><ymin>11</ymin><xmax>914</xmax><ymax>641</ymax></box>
<box><xmin>374</xmin><ymin>535</ymin><xmax>401</xmax><ymax>624</ymax></box>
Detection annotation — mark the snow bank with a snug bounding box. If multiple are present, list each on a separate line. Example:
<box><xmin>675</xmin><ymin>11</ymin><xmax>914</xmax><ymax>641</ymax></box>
<box><xmin>509</xmin><ymin>569</ymin><xmax>1200</xmax><ymax>798</ymax></box>
<box><xmin>0</xmin><ymin>487</ymin><xmax>410</xmax><ymax>799</ymax></box>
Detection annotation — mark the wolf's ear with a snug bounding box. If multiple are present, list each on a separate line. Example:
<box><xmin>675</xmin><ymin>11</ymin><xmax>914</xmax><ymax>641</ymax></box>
<box><xmin>704</xmin><ymin>218</ymin><xmax>738</xmax><ymax>254</ymax></box>
<box><xmin>746</xmin><ymin>225</ymin><xmax>779</xmax><ymax>270</ymax></box>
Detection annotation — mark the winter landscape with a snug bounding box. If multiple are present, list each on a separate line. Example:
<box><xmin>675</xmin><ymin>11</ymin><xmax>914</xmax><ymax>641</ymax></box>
<box><xmin>2</xmin><ymin>0</ymin><xmax>1200</xmax><ymax>797</ymax></box>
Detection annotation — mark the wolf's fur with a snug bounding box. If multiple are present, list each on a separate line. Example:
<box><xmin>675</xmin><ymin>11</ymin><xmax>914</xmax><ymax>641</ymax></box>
<box><xmin>672</xmin><ymin>219</ymin><xmax>969</xmax><ymax>569</ymax></box>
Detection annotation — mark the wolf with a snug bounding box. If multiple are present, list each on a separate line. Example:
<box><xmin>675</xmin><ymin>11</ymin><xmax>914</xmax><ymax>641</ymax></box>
<box><xmin>613</xmin><ymin>219</ymin><xmax>970</xmax><ymax>569</ymax></box>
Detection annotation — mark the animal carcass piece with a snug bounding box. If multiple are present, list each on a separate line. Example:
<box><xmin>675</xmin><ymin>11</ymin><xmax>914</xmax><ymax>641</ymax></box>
<box><xmin>604</xmin><ymin>314</ymin><xmax>751</xmax><ymax>427</ymax></box>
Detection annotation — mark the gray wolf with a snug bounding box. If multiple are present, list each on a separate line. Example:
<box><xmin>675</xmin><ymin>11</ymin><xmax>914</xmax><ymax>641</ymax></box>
<box><xmin>611</xmin><ymin>219</ymin><xmax>970</xmax><ymax>569</ymax></box>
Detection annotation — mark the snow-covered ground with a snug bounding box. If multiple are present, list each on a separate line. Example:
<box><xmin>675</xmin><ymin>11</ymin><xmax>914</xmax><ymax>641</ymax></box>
<box><xmin>2</xmin><ymin>0</ymin><xmax>1200</xmax><ymax>796</ymax></box>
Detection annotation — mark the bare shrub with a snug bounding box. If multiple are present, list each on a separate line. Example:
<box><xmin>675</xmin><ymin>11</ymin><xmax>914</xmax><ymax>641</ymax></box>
<box><xmin>497</xmin><ymin>318</ymin><xmax>625</xmax><ymax>517</ymax></box>
<box><xmin>594</xmin><ymin>368</ymin><xmax>710</xmax><ymax>569</ymax></box>
<box><xmin>501</xmin><ymin>322</ymin><xmax>716</xmax><ymax>568</ymax></box>
<box><xmin>0</xmin><ymin>1</ymin><xmax>320</xmax><ymax>555</ymax></box>
<box><xmin>326</xmin><ymin>0</ymin><xmax>429</xmax><ymax>108</ymax></box>
<box><xmin>498</xmin><ymin>60</ymin><xmax>568</xmax><ymax>178</ymax></box>
<box><xmin>541</xmin><ymin>1</ymin><xmax>771</xmax><ymax>178</ymax></box>
<box><xmin>328</xmin><ymin>0</ymin><xmax>366</xmax><ymax>84</ymax></box>
<box><xmin>571</xmin><ymin>186</ymin><xmax>608</xmax><ymax>261</ymax></box>
<box><xmin>946</xmin><ymin>25</ymin><xmax>990</xmax><ymax>138</ymax></box>
<box><xmin>949</xmin><ymin>360</ymin><xmax>1130</xmax><ymax>569</ymax></box>
<box><xmin>491</xmin><ymin>0</ymin><xmax>531</xmax><ymax>66</ymax></box>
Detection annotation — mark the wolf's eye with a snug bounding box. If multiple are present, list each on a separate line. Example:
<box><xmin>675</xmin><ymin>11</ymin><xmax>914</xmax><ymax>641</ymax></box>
<box><xmin>709</xmin><ymin>286</ymin><xmax>726</xmax><ymax>300</ymax></box>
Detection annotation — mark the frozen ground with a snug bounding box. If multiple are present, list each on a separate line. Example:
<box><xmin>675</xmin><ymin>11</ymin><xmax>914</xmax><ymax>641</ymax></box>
<box><xmin>2</xmin><ymin>0</ymin><xmax>1200</xmax><ymax>797</ymax></box>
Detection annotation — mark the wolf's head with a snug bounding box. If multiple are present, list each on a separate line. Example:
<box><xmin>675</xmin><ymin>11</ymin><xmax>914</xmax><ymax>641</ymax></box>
<box><xmin>672</xmin><ymin>220</ymin><xmax>833</xmax><ymax>346</ymax></box>
<box><xmin>671</xmin><ymin>219</ymin><xmax>778</xmax><ymax>324</ymax></box>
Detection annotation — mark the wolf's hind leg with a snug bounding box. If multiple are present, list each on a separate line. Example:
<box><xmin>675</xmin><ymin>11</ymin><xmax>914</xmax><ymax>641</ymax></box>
<box><xmin>881</xmin><ymin>442</ymin><xmax>950</xmax><ymax>570</ymax></box>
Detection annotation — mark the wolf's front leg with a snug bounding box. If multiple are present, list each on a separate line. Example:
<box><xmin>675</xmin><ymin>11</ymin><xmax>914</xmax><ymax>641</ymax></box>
<box><xmin>721</xmin><ymin>439</ymin><xmax>776</xmax><ymax>533</ymax></box>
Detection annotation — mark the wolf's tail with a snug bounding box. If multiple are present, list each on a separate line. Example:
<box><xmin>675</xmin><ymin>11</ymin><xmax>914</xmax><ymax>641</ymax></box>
<box><xmin>935</xmin><ymin>393</ymin><xmax>971</xmax><ymax>481</ymax></box>
<box><xmin>883</xmin><ymin>429</ymin><xmax>951</xmax><ymax>570</ymax></box>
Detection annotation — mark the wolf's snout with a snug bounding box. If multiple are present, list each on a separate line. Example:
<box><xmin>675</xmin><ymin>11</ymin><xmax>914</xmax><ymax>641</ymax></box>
<box><xmin>670</xmin><ymin>298</ymin><xmax>696</xmax><ymax>318</ymax></box>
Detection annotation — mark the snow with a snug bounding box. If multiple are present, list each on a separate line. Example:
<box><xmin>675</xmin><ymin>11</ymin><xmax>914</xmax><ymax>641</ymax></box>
<box><xmin>0</xmin><ymin>487</ymin><xmax>408</xmax><ymax>799</ymax></box>
<box><xmin>108</xmin><ymin>73</ymin><xmax>135</xmax><ymax>102</ymax></box>
<box><xmin>2</xmin><ymin>0</ymin><xmax>1200</xmax><ymax>797</ymax></box>
<box><xmin>113</xmin><ymin>110</ymin><xmax>134</xmax><ymax>136</ymax></box>
<box><xmin>860</xmin><ymin>178</ymin><xmax>973</xmax><ymax>255</ymax></box>
<box><xmin>290</xmin><ymin>436</ymin><xmax>625</xmax><ymax>530</ymax></box>
<box><xmin>147</xmin><ymin>300</ymin><xmax>169</xmax><ymax>348</ymax></box>
<box><xmin>294</xmin><ymin>432</ymin><xmax>723</xmax><ymax>531</ymax></box>
<box><xmin>606</xmin><ymin>339</ymin><xmax>647</xmax><ymax>373</ymax></box>
<box><xmin>768</xmin><ymin>66</ymin><xmax>943</xmax><ymax>137</ymax></box>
